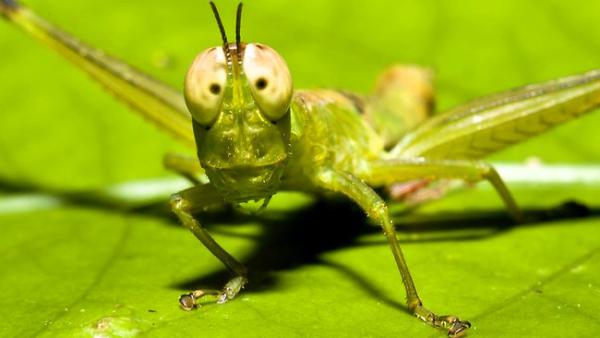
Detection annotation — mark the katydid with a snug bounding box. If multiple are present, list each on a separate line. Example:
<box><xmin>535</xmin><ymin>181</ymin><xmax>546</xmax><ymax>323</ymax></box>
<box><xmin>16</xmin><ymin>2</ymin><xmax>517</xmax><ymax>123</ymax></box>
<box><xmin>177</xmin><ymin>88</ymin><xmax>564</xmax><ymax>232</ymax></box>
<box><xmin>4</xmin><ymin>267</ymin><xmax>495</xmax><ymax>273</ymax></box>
<box><xmin>2</xmin><ymin>1</ymin><xmax>600</xmax><ymax>337</ymax></box>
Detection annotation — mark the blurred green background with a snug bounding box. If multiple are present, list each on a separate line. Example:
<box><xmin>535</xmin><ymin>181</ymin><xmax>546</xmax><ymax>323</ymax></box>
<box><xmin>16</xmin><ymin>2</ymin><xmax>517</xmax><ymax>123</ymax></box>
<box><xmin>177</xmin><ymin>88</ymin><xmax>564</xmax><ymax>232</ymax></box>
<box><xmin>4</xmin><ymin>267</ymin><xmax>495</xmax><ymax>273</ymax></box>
<box><xmin>1</xmin><ymin>0</ymin><xmax>599</xmax><ymax>337</ymax></box>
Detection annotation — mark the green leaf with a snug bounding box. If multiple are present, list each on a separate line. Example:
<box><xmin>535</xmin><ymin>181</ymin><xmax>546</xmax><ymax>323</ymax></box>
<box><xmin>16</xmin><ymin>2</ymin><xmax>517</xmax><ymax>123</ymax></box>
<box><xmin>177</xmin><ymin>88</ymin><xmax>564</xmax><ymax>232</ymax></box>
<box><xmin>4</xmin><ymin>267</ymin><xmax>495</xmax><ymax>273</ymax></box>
<box><xmin>1</xmin><ymin>0</ymin><xmax>600</xmax><ymax>337</ymax></box>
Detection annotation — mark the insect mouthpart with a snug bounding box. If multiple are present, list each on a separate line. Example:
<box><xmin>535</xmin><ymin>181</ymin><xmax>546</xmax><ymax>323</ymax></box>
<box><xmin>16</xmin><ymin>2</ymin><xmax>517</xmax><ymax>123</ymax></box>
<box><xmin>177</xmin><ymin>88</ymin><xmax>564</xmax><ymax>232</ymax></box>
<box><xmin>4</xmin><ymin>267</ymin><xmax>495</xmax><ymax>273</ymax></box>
<box><xmin>204</xmin><ymin>163</ymin><xmax>285</xmax><ymax>203</ymax></box>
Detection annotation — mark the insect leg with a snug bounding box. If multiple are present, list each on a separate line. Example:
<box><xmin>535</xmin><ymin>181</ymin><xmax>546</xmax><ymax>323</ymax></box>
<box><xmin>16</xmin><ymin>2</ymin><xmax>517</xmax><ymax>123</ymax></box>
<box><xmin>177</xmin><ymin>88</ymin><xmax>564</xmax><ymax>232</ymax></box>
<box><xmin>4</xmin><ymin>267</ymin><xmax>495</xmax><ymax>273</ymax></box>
<box><xmin>163</xmin><ymin>153</ymin><xmax>206</xmax><ymax>185</ymax></box>
<box><xmin>315</xmin><ymin>169</ymin><xmax>470</xmax><ymax>337</ymax></box>
<box><xmin>1</xmin><ymin>1</ymin><xmax>195</xmax><ymax>146</ymax></box>
<box><xmin>170</xmin><ymin>184</ymin><xmax>247</xmax><ymax>310</ymax></box>
<box><xmin>365</xmin><ymin>65</ymin><xmax>435</xmax><ymax>147</ymax></box>
<box><xmin>363</xmin><ymin>158</ymin><xmax>523</xmax><ymax>221</ymax></box>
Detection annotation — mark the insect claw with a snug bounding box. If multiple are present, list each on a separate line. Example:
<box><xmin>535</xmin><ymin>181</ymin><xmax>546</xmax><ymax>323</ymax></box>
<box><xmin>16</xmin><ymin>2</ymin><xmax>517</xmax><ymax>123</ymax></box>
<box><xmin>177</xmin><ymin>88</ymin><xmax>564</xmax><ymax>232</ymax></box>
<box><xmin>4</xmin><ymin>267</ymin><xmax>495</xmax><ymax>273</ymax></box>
<box><xmin>216</xmin><ymin>293</ymin><xmax>229</xmax><ymax>304</ymax></box>
<box><xmin>179</xmin><ymin>293</ymin><xmax>197</xmax><ymax>311</ymax></box>
<box><xmin>433</xmin><ymin>315</ymin><xmax>471</xmax><ymax>338</ymax></box>
<box><xmin>179</xmin><ymin>287</ymin><xmax>228</xmax><ymax>308</ymax></box>
<box><xmin>447</xmin><ymin>318</ymin><xmax>471</xmax><ymax>338</ymax></box>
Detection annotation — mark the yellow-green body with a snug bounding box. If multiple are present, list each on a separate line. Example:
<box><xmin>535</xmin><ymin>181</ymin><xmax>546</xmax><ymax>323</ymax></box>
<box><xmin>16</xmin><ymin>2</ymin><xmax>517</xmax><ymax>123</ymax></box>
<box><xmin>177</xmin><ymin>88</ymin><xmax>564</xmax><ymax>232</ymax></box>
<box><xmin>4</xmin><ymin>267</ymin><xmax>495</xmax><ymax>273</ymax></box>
<box><xmin>283</xmin><ymin>90</ymin><xmax>383</xmax><ymax>192</ymax></box>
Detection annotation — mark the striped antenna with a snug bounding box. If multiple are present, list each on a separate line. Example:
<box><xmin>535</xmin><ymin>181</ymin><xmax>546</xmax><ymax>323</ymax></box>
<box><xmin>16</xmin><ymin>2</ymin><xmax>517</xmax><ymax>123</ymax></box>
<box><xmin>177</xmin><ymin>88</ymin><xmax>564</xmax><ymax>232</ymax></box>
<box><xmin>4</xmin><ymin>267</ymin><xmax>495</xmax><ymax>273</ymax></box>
<box><xmin>209</xmin><ymin>1</ymin><xmax>231</xmax><ymax>64</ymax></box>
<box><xmin>235</xmin><ymin>2</ymin><xmax>243</xmax><ymax>61</ymax></box>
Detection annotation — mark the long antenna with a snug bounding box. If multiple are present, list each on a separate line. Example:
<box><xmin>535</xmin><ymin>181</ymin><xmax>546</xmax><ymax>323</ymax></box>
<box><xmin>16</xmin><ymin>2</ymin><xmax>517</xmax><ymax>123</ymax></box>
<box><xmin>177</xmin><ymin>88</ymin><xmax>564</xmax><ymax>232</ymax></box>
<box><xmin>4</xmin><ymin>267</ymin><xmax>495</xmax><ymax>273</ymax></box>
<box><xmin>235</xmin><ymin>2</ymin><xmax>243</xmax><ymax>61</ymax></box>
<box><xmin>209</xmin><ymin>1</ymin><xmax>231</xmax><ymax>63</ymax></box>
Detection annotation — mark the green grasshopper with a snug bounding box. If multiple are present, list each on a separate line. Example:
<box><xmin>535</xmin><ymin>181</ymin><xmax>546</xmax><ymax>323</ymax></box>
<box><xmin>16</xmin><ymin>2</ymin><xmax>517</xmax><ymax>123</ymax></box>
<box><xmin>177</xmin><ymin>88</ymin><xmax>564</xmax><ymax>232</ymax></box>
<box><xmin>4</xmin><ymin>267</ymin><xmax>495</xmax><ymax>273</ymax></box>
<box><xmin>2</xmin><ymin>1</ymin><xmax>600</xmax><ymax>337</ymax></box>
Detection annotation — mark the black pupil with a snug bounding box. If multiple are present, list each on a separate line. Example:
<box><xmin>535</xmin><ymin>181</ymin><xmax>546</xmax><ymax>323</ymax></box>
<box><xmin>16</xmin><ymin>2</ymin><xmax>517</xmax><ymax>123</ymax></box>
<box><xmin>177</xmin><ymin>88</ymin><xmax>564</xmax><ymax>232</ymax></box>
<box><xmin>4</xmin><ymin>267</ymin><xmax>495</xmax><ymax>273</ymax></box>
<box><xmin>256</xmin><ymin>78</ymin><xmax>268</xmax><ymax>90</ymax></box>
<box><xmin>209</xmin><ymin>83</ymin><xmax>221</xmax><ymax>95</ymax></box>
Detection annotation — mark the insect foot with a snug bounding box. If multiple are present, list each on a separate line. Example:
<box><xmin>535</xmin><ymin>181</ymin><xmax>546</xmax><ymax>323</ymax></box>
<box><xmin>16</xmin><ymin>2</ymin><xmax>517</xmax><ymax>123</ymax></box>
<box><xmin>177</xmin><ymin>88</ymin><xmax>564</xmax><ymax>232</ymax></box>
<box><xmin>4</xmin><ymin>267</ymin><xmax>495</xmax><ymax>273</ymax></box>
<box><xmin>411</xmin><ymin>302</ymin><xmax>471</xmax><ymax>337</ymax></box>
<box><xmin>179</xmin><ymin>276</ymin><xmax>248</xmax><ymax>310</ymax></box>
<box><xmin>440</xmin><ymin>315</ymin><xmax>471</xmax><ymax>338</ymax></box>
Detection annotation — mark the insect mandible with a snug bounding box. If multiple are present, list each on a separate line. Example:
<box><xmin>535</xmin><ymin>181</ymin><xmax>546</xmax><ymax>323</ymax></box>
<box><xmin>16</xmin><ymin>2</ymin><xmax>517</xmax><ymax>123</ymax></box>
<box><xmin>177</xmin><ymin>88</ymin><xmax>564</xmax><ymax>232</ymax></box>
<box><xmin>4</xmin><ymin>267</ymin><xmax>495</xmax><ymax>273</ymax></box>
<box><xmin>2</xmin><ymin>1</ymin><xmax>600</xmax><ymax>337</ymax></box>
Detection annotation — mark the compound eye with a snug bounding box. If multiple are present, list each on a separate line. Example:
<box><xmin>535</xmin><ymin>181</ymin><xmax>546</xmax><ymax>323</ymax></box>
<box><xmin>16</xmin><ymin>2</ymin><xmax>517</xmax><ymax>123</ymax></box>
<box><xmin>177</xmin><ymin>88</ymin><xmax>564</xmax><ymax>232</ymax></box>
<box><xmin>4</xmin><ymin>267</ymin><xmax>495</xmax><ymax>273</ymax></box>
<box><xmin>243</xmin><ymin>43</ymin><xmax>292</xmax><ymax>121</ymax></box>
<box><xmin>184</xmin><ymin>47</ymin><xmax>227</xmax><ymax>126</ymax></box>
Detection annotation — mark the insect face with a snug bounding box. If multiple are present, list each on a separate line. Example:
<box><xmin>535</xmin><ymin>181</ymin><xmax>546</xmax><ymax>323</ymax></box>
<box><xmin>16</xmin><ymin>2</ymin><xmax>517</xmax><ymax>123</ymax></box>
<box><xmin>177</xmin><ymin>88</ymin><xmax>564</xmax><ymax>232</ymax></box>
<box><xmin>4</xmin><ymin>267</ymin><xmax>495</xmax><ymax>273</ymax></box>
<box><xmin>183</xmin><ymin>4</ymin><xmax>293</xmax><ymax>203</ymax></box>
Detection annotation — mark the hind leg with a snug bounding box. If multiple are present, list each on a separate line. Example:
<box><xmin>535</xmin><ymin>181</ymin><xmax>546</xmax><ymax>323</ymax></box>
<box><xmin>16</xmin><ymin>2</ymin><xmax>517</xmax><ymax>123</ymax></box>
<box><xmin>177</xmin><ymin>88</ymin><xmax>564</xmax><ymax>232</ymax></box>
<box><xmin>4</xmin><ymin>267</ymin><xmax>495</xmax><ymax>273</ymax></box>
<box><xmin>365</xmin><ymin>65</ymin><xmax>435</xmax><ymax>148</ymax></box>
<box><xmin>366</xmin><ymin>65</ymin><xmax>437</xmax><ymax>202</ymax></box>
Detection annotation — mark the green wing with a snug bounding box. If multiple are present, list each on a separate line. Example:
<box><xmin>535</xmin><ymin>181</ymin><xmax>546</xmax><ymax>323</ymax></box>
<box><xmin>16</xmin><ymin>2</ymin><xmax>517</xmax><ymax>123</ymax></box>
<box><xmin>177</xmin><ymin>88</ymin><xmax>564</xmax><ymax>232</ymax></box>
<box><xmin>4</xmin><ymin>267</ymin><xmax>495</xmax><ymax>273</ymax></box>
<box><xmin>1</xmin><ymin>1</ymin><xmax>195</xmax><ymax>147</ymax></box>
<box><xmin>391</xmin><ymin>70</ymin><xmax>600</xmax><ymax>159</ymax></box>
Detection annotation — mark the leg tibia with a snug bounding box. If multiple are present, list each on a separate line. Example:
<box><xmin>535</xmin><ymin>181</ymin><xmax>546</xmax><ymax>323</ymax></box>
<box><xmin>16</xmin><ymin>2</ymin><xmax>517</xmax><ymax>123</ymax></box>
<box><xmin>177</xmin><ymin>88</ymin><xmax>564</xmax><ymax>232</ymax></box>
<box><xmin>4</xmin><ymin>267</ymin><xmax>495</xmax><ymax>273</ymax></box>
<box><xmin>170</xmin><ymin>184</ymin><xmax>247</xmax><ymax>309</ymax></box>
<box><xmin>315</xmin><ymin>169</ymin><xmax>470</xmax><ymax>336</ymax></box>
<box><xmin>170</xmin><ymin>187</ymin><xmax>245</xmax><ymax>275</ymax></box>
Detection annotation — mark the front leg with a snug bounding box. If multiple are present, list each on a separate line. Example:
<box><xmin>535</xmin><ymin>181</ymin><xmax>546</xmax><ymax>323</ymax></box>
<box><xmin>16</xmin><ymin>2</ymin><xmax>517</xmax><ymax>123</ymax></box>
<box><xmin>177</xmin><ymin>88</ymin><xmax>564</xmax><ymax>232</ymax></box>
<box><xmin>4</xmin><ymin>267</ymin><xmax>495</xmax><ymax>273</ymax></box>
<box><xmin>315</xmin><ymin>169</ymin><xmax>470</xmax><ymax>337</ymax></box>
<box><xmin>170</xmin><ymin>183</ymin><xmax>248</xmax><ymax>310</ymax></box>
